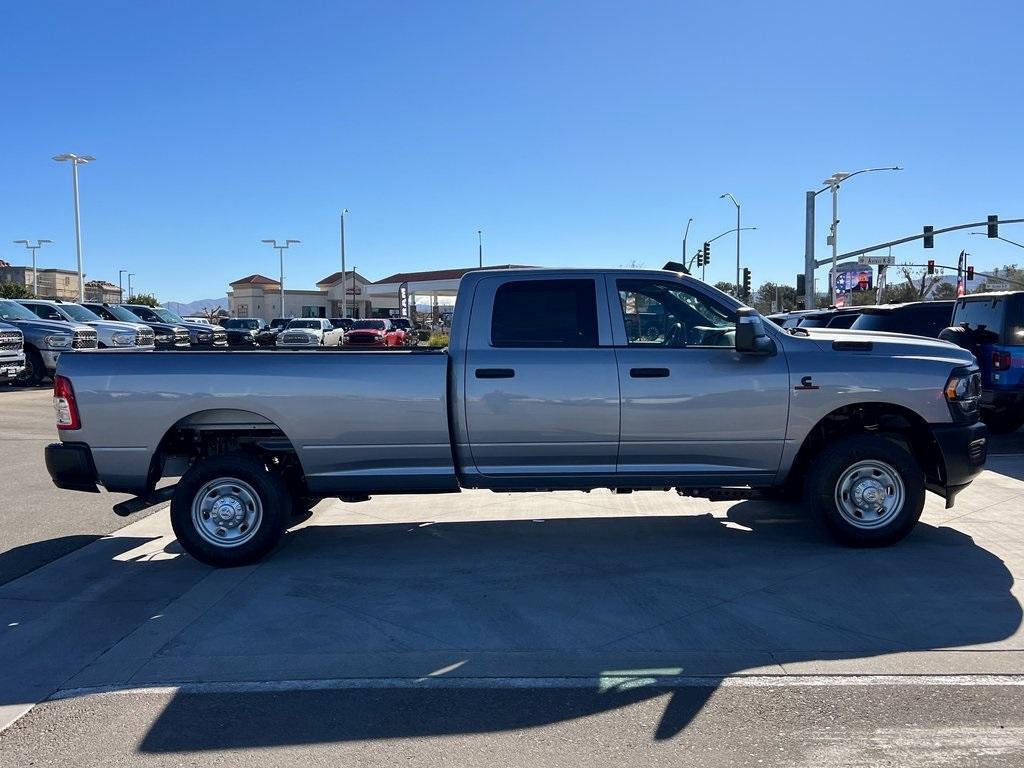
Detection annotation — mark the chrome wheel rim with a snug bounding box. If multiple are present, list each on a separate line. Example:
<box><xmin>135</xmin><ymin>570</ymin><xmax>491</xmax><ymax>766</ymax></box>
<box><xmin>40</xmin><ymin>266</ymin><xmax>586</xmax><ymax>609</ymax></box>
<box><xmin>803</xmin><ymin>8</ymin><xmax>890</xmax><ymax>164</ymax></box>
<box><xmin>191</xmin><ymin>477</ymin><xmax>263</xmax><ymax>547</ymax></box>
<box><xmin>834</xmin><ymin>459</ymin><xmax>905</xmax><ymax>530</ymax></box>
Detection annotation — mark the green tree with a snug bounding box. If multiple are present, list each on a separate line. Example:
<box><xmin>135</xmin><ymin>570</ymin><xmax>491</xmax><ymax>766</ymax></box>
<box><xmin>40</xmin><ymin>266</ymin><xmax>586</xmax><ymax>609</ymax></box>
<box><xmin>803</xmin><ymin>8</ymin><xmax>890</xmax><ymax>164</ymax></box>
<box><xmin>712</xmin><ymin>281</ymin><xmax>735</xmax><ymax>296</ymax></box>
<box><xmin>126</xmin><ymin>293</ymin><xmax>159</xmax><ymax>307</ymax></box>
<box><xmin>932</xmin><ymin>282</ymin><xmax>958</xmax><ymax>300</ymax></box>
<box><xmin>878</xmin><ymin>267</ymin><xmax>942</xmax><ymax>303</ymax></box>
<box><xmin>752</xmin><ymin>282</ymin><xmax>798</xmax><ymax>314</ymax></box>
<box><xmin>0</xmin><ymin>281</ymin><xmax>32</xmax><ymax>299</ymax></box>
<box><xmin>977</xmin><ymin>263</ymin><xmax>1024</xmax><ymax>292</ymax></box>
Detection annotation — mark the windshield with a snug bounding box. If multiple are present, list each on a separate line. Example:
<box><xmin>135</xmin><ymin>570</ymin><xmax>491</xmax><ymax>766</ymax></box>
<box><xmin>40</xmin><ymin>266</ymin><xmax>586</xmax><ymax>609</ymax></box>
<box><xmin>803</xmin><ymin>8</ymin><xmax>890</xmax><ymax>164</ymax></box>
<box><xmin>0</xmin><ymin>300</ymin><xmax>38</xmax><ymax>321</ymax></box>
<box><xmin>225</xmin><ymin>319</ymin><xmax>260</xmax><ymax>330</ymax></box>
<box><xmin>352</xmin><ymin>320</ymin><xmax>386</xmax><ymax>330</ymax></box>
<box><xmin>150</xmin><ymin>307</ymin><xmax>186</xmax><ymax>324</ymax></box>
<box><xmin>101</xmin><ymin>304</ymin><xmax>148</xmax><ymax>323</ymax></box>
<box><xmin>60</xmin><ymin>304</ymin><xmax>103</xmax><ymax>323</ymax></box>
<box><xmin>288</xmin><ymin>320</ymin><xmax>322</xmax><ymax>329</ymax></box>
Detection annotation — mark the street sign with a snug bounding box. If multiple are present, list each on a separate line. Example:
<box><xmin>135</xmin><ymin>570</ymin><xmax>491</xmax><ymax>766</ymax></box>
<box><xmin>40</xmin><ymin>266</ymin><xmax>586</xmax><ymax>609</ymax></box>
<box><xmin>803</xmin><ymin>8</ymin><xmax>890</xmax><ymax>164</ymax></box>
<box><xmin>857</xmin><ymin>254</ymin><xmax>896</xmax><ymax>265</ymax></box>
<box><xmin>986</xmin><ymin>280</ymin><xmax>1010</xmax><ymax>291</ymax></box>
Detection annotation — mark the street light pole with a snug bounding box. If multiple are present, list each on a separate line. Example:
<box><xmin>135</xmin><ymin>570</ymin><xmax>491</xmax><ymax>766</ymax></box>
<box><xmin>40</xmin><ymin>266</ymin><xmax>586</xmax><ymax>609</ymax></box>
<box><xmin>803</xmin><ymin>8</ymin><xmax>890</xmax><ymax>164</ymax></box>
<box><xmin>819</xmin><ymin>166</ymin><xmax>902</xmax><ymax>304</ymax></box>
<box><xmin>340</xmin><ymin>209</ymin><xmax>348</xmax><ymax>317</ymax></box>
<box><xmin>720</xmin><ymin>194</ymin><xmax>740</xmax><ymax>295</ymax></box>
<box><xmin>682</xmin><ymin>217</ymin><xmax>693</xmax><ymax>265</ymax></box>
<box><xmin>477</xmin><ymin>230</ymin><xmax>483</xmax><ymax>268</ymax></box>
<box><xmin>262</xmin><ymin>239</ymin><xmax>300</xmax><ymax>318</ymax></box>
<box><xmin>119</xmin><ymin>269</ymin><xmax>127</xmax><ymax>300</ymax></box>
<box><xmin>13</xmin><ymin>240</ymin><xmax>52</xmax><ymax>297</ymax></box>
<box><xmin>52</xmin><ymin>154</ymin><xmax>94</xmax><ymax>301</ymax></box>
<box><xmin>128</xmin><ymin>273</ymin><xmax>135</xmax><ymax>299</ymax></box>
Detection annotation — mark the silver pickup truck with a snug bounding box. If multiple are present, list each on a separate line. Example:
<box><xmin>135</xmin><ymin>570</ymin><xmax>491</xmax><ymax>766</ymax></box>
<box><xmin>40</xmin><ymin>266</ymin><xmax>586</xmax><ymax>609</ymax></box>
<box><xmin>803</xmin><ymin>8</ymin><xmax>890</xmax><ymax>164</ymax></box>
<box><xmin>46</xmin><ymin>268</ymin><xmax>987</xmax><ymax>566</ymax></box>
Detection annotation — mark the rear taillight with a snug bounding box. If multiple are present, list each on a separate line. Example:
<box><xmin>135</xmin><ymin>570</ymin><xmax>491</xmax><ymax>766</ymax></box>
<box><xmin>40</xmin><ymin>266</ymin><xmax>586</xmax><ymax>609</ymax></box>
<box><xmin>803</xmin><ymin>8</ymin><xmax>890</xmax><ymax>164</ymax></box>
<box><xmin>993</xmin><ymin>351</ymin><xmax>1012</xmax><ymax>371</ymax></box>
<box><xmin>53</xmin><ymin>375</ymin><xmax>81</xmax><ymax>430</ymax></box>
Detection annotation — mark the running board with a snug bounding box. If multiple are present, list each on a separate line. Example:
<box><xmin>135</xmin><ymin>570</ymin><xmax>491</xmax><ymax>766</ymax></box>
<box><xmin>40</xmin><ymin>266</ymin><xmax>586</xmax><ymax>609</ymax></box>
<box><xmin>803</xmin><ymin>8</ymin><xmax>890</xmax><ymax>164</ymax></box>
<box><xmin>112</xmin><ymin>485</ymin><xmax>176</xmax><ymax>517</ymax></box>
<box><xmin>676</xmin><ymin>487</ymin><xmax>765</xmax><ymax>502</ymax></box>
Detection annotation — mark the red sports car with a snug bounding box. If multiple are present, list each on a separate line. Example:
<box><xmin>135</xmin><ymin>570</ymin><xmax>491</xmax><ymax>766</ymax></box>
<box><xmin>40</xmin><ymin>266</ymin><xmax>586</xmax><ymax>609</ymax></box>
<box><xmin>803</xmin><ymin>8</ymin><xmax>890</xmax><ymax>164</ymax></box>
<box><xmin>344</xmin><ymin>318</ymin><xmax>406</xmax><ymax>347</ymax></box>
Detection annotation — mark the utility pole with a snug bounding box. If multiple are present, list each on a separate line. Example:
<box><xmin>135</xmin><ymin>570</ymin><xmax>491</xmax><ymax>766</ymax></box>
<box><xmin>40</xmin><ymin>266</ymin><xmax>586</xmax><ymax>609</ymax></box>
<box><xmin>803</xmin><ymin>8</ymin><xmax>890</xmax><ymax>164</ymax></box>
<box><xmin>477</xmin><ymin>230</ymin><xmax>483</xmax><ymax>268</ymax></box>
<box><xmin>128</xmin><ymin>273</ymin><xmax>135</xmax><ymax>299</ymax></box>
<box><xmin>340</xmin><ymin>209</ymin><xmax>348</xmax><ymax>317</ymax></box>
<box><xmin>720</xmin><ymin>194</ymin><xmax>741</xmax><ymax>296</ymax></box>
<box><xmin>52</xmin><ymin>154</ymin><xmax>95</xmax><ymax>301</ymax></box>
<box><xmin>803</xmin><ymin>191</ymin><xmax>815</xmax><ymax>309</ymax></box>
<box><xmin>119</xmin><ymin>269</ymin><xmax>127</xmax><ymax>300</ymax></box>
<box><xmin>13</xmin><ymin>240</ymin><xmax>52</xmax><ymax>297</ymax></box>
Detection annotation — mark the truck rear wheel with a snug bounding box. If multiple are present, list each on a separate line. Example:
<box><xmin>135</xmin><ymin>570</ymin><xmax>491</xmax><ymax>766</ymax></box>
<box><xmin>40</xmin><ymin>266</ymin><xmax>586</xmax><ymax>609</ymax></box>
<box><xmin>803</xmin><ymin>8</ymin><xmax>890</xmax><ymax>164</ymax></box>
<box><xmin>804</xmin><ymin>435</ymin><xmax>925</xmax><ymax>547</ymax></box>
<box><xmin>170</xmin><ymin>454</ymin><xmax>290</xmax><ymax>567</ymax></box>
<box><xmin>17</xmin><ymin>347</ymin><xmax>46</xmax><ymax>387</ymax></box>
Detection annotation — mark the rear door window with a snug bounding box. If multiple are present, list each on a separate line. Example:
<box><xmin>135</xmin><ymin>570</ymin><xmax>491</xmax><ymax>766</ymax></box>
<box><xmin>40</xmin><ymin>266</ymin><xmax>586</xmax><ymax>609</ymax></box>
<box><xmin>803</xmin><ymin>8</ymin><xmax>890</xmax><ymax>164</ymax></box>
<box><xmin>491</xmin><ymin>279</ymin><xmax>599</xmax><ymax>347</ymax></box>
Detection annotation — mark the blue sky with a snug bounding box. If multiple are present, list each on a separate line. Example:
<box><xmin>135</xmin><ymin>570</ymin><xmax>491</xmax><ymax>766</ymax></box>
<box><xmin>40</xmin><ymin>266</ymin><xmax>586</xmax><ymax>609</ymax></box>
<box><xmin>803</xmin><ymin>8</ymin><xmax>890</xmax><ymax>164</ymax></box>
<box><xmin>3</xmin><ymin>1</ymin><xmax>1022</xmax><ymax>301</ymax></box>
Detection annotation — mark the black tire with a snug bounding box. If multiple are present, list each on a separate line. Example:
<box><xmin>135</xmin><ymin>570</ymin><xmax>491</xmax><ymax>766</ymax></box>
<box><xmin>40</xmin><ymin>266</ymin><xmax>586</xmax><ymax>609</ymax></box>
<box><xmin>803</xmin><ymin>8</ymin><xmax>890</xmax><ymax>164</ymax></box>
<box><xmin>804</xmin><ymin>434</ymin><xmax>925</xmax><ymax>547</ymax></box>
<box><xmin>170</xmin><ymin>454</ymin><xmax>290</xmax><ymax>567</ymax></box>
<box><xmin>292</xmin><ymin>496</ymin><xmax>320</xmax><ymax>517</ymax></box>
<box><xmin>17</xmin><ymin>347</ymin><xmax>47</xmax><ymax>387</ymax></box>
<box><xmin>982</xmin><ymin>410</ymin><xmax>1024</xmax><ymax>435</ymax></box>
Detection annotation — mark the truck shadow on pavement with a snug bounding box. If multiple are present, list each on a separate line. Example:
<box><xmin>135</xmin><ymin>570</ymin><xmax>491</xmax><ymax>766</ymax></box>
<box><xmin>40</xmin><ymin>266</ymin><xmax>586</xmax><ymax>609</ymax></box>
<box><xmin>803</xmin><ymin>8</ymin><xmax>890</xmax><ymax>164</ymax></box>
<box><xmin>131</xmin><ymin>502</ymin><xmax>1022</xmax><ymax>753</ymax></box>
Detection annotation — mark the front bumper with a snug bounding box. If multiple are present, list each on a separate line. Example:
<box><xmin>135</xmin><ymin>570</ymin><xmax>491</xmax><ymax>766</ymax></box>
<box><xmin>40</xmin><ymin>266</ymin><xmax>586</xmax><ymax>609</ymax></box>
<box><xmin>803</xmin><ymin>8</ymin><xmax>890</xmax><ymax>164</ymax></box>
<box><xmin>45</xmin><ymin>442</ymin><xmax>100</xmax><ymax>493</ymax></box>
<box><xmin>927</xmin><ymin>421</ymin><xmax>988</xmax><ymax>507</ymax></box>
<box><xmin>0</xmin><ymin>354</ymin><xmax>25</xmax><ymax>380</ymax></box>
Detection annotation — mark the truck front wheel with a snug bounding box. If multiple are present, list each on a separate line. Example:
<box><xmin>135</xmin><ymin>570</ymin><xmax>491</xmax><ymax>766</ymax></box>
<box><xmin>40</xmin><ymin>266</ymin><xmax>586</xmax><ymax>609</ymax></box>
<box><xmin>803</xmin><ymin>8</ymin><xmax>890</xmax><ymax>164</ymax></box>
<box><xmin>804</xmin><ymin>435</ymin><xmax>925</xmax><ymax>547</ymax></box>
<box><xmin>170</xmin><ymin>454</ymin><xmax>290</xmax><ymax>566</ymax></box>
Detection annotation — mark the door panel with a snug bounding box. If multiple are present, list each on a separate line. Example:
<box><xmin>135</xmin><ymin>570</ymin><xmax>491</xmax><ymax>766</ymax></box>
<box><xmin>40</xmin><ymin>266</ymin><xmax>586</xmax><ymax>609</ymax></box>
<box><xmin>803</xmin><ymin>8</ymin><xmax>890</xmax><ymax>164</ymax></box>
<box><xmin>610</xmin><ymin>277</ymin><xmax>790</xmax><ymax>482</ymax></box>
<box><xmin>463</xmin><ymin>276</ymin><xmax>620</xmax><ymax>477</ymax></box>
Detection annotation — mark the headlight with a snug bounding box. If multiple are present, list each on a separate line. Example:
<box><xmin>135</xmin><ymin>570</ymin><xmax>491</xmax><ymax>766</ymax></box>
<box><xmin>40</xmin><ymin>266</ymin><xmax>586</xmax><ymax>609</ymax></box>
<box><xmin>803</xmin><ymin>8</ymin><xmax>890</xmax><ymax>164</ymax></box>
<box><xmin>43</xmin><ymin>334</ymin><xmax>72</xmax><ymax>349</ymax></box>
<box><xmin>112</xmin><ymin>331</ymin><xmax>137</xmax><ymax>347</ymax></box>
<box><xmin>944</xmin><ymin>366</ymin><xmax>982</xmax><ymax>423</ymax></box>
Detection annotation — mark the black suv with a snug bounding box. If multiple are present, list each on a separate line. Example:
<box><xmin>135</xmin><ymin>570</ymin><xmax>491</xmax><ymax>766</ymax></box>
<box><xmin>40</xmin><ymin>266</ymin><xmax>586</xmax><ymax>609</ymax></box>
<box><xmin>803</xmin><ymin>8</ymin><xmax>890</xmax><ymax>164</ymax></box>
<box><xmin>850</xmin><ymin>301</ymin><xmax>954</xmax><ymax>339</ymax></box>
<box><xmin>222</xmin><ymin>318</ymin><xmax>268</xmax><ymax>347</ymax></box>
<box><xmin>258</xmin><ymin>317</ymin><xmax>290</xmax><ymax>347</ymax></box>
<box><xmin>83</xmin><ymin>302</ymin><xmax>190</xmax><ymax>349</ymax></box>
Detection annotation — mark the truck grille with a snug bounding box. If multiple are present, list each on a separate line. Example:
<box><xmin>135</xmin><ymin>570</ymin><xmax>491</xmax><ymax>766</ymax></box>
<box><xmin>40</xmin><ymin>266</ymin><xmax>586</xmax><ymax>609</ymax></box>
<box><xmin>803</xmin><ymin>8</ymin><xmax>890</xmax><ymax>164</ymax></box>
<box><xmin>174</xmin><ymin>329</ymin><xmax>189</xmax><ymax>345</ymax></box>
<box><xmin>0</xmin><ymin>330</ymin><xmax>22</xmax><ymax>351</ymax></box>
<box><xmin>72</xmin><ymin>330</ymin><xmax>98</xmax><ymax>350</ymax></box>
<box><xmin>280</xmin><ymin>333</ymin><xmax>315</xmax><ymax>345</ymax></box>
<box><xmin>213</xmin><ymin>329</ymin><xmax>228</xmax><ymax>344</ymax></box>
<box><xmin>346</xmin><ymin>333</ymin><xmax>380</xmax><ymax>345</ymax></box>
<box><xmin>136</xmin><ymin>329</ymin><xmax>155</xmax><ymax>347</ymax></box>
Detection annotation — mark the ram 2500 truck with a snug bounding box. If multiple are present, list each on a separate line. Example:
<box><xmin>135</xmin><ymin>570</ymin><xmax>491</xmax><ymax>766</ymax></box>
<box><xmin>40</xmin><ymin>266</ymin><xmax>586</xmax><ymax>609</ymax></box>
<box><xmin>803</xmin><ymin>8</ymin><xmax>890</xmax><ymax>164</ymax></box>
<box><xmin>0</xmin><ymin>322</ymin><xmax>26</xmax><ymax>381</ymax></box>
<box><xmin>45</xmin><ymin>268</ymin><xmax>987</xmax><ymax>566</ymax></box>
<box><xmin>0</xmin><ymin>299</ymin><xmax>98</xmax><ymax>385</ymax></box>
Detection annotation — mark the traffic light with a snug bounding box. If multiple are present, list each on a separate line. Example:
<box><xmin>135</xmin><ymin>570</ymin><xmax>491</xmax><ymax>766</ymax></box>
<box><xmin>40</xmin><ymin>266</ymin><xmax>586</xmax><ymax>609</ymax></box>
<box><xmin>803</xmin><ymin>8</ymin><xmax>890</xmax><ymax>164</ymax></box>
<box><xmin>702</xmin><ymin>241</ymin><xmax>711</xmax><ymax>264</ymax></box>
<box><xmin>696</xmin><ymin>252</ymin><xmax>704</xmax><ymax>268</ymax></box>
<box><xmin>923</xmin><ymin>226</ymin><xmax>934</xmax><ymax>248</ymax></box>
<box><xmin>927</xmin><ymin>259</ymin><xmax>935</xmax><ymax>274</ymax></box>
<box><xmin>742</xmin><ymin>268</ymin><xmax>751</xmax><ymax>300</ymax></box>
<box><xmin>967</xmin><ymin>265</ymin><xmax>975</xmax><ymax>281</ymax></box>
<box><xmin>796</xmin><ymin>273</ymin><xmax>806</xmax><ymax>295</ymax></box>
<box><xmin>988</xmin><ymin>215</ymin><xmax>999</xmax><ymax>238</ymax></box>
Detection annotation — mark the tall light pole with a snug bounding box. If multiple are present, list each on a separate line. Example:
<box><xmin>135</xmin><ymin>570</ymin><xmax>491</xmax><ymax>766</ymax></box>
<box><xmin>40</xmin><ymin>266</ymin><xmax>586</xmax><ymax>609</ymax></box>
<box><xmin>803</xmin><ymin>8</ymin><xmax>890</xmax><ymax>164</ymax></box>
<box><xmin>477</xmin><ymin>230</ymin><xmax>483</xmax><ymax>268</ymax></box>
<box><xmin>719</xmin><ymin>193</ymin><xmax>740</xmax><ymax>295</ymax></box>
<box><xmin>128</xmin><ymin>273</ymin><xmax>135</xmax><ymax>299</ymax></box>
<box><xmin>820</xmin><ymin>166</ymin><xmax>902</xmax><ymax>304</ymax></box>
<box><xmin>12</xmin><ymin>239</ymin><xmax>52</xmax><ymax>297</ymax></box>
<box><xmin>682</xmin><ymin>217</ymin><xmax>693</xmax><ymax>265</ymax></box>
<box><xmin>119</xmin><ymin>269</ymin><xmax>128</xmax><ymax>300</ymax></box>
<box><xmin>340</xmin><ymin>209</ymin><xmax>348</xmax><ymax>317</ymax></box>
<box><xmin>52</xmin><ymin>153</ymin><xmax>94</xmax><ymax>301</ymax></box>
<box><xmin>262</xmin><ymin>239</ymin><xmax>300</xmax><ymax>317</ymax></box>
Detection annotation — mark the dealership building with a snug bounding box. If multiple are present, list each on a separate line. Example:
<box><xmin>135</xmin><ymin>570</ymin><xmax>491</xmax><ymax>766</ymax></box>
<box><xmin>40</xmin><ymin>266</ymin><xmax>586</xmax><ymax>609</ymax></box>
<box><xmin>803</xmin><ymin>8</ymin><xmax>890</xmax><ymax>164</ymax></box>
<box><xmin>228</xmin><ymin>265</ymin><xmax>525</xmax><ymax>321</ymax></box>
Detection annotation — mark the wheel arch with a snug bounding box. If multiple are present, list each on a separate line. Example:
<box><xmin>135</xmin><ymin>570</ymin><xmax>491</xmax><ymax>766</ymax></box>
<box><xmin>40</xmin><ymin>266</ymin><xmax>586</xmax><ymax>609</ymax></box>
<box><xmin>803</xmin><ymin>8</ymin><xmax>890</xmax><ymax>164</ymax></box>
<box><xmin>785</xmin><ymin>401</ymin><xmax>942</xmax><ymax>494</ymax></box>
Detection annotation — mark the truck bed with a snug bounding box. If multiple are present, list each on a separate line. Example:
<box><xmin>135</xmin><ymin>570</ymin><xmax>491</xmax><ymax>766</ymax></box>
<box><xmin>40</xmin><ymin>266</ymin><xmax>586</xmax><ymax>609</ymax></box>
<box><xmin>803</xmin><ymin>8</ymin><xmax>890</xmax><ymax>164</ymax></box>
<box><xmin>56</xmin><ymin>349</ymin><xmax>457</xmax><ymax>495</ymax></box>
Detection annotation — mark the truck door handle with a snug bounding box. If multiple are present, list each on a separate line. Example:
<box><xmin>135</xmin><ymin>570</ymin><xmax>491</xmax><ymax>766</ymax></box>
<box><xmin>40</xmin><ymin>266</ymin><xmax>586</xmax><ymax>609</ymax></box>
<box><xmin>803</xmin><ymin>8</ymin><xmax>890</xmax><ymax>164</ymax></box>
<box><xmin>630</xmin><ymin>367</ymin><xmax>670</xmax><ymax>378</ymax></box>
<box><xmin>475</xmin><ymin>368</ymin><xmax>516</xmax><ymax>379</ymax></box>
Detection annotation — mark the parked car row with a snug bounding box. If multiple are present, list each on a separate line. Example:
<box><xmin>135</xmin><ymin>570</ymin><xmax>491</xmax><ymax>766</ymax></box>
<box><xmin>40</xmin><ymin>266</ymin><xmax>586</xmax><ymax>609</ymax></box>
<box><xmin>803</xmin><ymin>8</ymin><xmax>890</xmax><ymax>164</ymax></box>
<box><xmin>769</xmin><ymin>292</ymin><xmax>1024</xmax><ymax>433</ymax></box>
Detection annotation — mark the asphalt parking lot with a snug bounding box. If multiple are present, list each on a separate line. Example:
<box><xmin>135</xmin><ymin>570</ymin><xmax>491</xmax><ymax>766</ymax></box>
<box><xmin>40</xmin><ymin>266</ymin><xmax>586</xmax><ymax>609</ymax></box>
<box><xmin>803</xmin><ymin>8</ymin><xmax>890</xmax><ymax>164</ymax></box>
<box><xmin>2</xmin><ymin>387</ymin><xmax>1024</xmax><ymax>765</ymax></box>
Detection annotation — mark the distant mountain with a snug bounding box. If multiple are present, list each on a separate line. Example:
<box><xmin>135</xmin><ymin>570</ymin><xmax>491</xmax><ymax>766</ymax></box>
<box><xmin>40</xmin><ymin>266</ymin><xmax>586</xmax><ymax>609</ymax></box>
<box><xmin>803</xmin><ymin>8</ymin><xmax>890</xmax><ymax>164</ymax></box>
<box><xmin>165</xmin><ymin>297</ymin><xmax>229</xmax><ymax>316</ymax></box>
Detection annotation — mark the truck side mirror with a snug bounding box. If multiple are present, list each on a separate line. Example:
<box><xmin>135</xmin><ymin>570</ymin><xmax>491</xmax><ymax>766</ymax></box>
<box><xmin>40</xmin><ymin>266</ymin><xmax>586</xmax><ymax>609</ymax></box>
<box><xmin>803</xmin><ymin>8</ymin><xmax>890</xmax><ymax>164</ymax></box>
<box><xmin>735</xmin><ymin>308</ymin><xmax>775</xmax><ymax>356</ymax></box>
